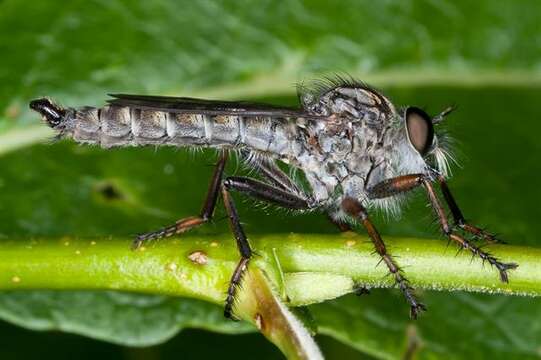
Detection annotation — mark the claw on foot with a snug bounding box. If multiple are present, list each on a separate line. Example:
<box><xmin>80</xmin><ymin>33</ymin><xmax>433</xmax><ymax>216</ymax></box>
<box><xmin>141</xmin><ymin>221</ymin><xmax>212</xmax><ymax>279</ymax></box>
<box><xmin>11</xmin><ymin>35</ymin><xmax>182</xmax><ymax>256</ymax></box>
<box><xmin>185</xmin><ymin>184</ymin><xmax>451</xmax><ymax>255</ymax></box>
<box><xmin>496</xmin><ymin>262</ymin><xmax>519</xmax><ymax>283</ymax></box>
<box><xmin>449</xmin><ymin>232</ymin><xmax>518</xmax><ymax>283</ymax></box>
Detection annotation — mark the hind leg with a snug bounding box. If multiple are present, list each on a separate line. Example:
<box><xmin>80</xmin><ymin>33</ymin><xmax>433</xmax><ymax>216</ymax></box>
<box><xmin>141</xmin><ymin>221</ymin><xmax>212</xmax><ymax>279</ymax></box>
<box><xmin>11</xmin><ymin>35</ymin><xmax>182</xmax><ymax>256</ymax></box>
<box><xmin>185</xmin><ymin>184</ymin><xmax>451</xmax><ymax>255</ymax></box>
<box><xmin>219</xmin><ymin>175</ymin><xmax>313</xmax><ymax>318</ymax></box>
<box><xmin>132</xmin><ymin>151</ymin><xmax>228</xmax><ymax>249</ymax></box>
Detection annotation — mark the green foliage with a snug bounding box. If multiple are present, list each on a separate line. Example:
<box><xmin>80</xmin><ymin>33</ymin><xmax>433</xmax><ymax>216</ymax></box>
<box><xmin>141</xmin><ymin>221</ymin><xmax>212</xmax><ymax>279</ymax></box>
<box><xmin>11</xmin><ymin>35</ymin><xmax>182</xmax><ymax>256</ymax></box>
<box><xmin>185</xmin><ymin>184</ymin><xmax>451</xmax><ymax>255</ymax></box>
<box><xmin>1</xmin><ymin>0</ymin><xmax>541</xmax><ymax>359</ymax></box>
<box><xmin>0</xmin><ymin>291</ymin><xmax>251</xmax><ymax>346</ymax></box>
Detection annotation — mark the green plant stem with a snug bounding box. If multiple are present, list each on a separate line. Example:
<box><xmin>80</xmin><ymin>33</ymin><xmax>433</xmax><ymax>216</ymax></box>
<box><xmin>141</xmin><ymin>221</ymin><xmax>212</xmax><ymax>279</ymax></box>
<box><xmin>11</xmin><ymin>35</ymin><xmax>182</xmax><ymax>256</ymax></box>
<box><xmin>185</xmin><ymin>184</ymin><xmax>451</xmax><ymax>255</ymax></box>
<box><xmin>0</xmin><ymin>233</ymin><xmax>538</xmax><ymax>302</ymax></box>
<box><xmin>1</xmin><ymin>233</ymin><xmax>538</xmax><ymax>359</ymax></box>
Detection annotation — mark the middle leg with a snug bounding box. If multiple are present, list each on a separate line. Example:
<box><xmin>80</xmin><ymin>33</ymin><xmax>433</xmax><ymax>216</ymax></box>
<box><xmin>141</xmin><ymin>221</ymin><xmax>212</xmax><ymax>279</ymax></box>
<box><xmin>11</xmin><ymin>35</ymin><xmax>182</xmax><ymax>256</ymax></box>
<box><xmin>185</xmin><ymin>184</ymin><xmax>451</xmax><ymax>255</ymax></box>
<box><xmin>341</xmin><ymin>197</ymin><xmax>426</xmax><ymax>319</ymax></box>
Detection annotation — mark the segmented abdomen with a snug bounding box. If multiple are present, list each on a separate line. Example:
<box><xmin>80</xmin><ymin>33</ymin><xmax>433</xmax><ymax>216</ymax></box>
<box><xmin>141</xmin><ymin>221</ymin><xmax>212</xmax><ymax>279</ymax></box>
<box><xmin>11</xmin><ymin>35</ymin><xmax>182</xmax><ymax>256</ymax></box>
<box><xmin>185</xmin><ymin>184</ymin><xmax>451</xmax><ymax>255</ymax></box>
<box><xmin>71</xmin><ymin>106</ymin><xmax>296</xmax><ymax>157</ymax></box>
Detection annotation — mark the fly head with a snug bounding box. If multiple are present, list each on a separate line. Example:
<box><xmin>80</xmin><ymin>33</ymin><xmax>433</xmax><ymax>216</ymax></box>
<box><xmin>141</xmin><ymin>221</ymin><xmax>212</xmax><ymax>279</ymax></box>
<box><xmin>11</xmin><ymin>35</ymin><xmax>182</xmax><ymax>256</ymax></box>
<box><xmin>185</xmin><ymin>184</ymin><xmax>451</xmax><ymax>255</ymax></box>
<box><xmin>402</xmin><ymin>105</ymin><xmax>456</xmax><ymax>177</ymax></box>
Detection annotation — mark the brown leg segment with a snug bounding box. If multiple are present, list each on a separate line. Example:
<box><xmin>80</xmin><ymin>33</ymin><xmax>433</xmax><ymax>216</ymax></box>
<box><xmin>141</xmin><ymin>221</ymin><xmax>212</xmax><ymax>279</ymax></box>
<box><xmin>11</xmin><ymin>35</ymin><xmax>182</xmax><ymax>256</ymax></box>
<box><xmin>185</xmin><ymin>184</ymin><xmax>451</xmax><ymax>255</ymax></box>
<box><xmin>341</xmin><ymin>197</ymin><xmax>426</xmax><ymax>319</ymax></box>
<box><xmin>371</xmin><ymin>174</ymin><xmax>494</xmax><ymax>243</ymax></box>
<box><xmin>132</xmin><ymin>151</ymin><xmax>228</xmax><ymax>249</ymax></box>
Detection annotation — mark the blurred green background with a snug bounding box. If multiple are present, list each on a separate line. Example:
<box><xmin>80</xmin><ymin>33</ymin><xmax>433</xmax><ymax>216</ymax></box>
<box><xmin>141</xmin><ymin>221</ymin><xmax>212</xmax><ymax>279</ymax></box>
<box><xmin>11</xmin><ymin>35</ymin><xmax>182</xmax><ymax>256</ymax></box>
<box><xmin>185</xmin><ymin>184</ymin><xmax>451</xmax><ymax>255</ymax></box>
<box><xmin>1</xmin><ymin>1</ymin><xmax>541</xmax><ymax>359</ymax></box>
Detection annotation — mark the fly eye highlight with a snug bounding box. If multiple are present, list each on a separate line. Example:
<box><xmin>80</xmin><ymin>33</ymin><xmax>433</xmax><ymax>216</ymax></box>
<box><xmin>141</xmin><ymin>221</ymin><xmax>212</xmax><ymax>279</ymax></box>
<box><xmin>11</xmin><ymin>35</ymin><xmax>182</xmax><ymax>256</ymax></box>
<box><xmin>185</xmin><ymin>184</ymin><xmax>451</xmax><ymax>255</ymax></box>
<box><xmin>405</xmin><ymin>107</ymin><xmax>434</xmax><ymax>156</ymax></box>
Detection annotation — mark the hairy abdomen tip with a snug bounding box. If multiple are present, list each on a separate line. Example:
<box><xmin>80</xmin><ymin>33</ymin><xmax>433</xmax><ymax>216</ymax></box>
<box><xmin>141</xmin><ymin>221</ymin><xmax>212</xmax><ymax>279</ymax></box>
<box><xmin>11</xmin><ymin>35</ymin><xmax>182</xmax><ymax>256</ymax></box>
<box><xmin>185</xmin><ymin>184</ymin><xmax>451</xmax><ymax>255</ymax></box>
<box><xmin>29</xmin><ymin>98</ymin><xmax>66</xmax><ymax>128</ymax></box>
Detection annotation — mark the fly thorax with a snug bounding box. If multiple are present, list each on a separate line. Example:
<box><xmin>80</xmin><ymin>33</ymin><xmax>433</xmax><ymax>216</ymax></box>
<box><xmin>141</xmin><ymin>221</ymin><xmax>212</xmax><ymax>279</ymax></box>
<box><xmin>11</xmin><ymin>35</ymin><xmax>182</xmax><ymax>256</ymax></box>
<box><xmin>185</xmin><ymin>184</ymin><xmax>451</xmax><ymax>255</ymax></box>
<box><xmin>302</xmin><ymin>85</ymin><xmax>396</xmax><ymax>129</ymax></box>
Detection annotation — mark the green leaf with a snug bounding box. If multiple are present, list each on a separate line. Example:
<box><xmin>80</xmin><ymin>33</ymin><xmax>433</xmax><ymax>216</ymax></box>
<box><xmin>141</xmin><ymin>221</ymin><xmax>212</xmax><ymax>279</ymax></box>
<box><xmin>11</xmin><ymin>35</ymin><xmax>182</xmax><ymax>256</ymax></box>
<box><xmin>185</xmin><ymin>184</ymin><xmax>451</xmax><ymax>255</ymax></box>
<box><xmin>1</xmin><ymin>0</ymin><xmax>541</xmax><ymax>358</ymax></box>
<box><xmin>313</xmin><ymin>293</ymin><xmax>541</xmax><ymax>359</ymax></box>
<box><xmin>0</xmin><ymin>291</ymin><xmax>251</xmax><ymax>346</ymax></box>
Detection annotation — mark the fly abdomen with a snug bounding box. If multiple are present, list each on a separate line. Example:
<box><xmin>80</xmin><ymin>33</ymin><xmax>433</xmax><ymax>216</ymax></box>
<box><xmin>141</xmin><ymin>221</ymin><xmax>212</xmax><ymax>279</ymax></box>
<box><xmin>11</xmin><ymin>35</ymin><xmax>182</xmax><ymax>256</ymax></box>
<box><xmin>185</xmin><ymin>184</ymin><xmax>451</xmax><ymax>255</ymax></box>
<box><xmin>70</xmin><ymin>106</ymin><xmax>218</xmax><ymax>148</ymax></box>
<box><xmin>32</xmin><ymin>98</ymin><xmax>299</xmax><ymax>156</ymax></box>
<box><xmin>70</xmin><ymin>105</ymin><xmax>294</xmax><ymax>153</ymax></box>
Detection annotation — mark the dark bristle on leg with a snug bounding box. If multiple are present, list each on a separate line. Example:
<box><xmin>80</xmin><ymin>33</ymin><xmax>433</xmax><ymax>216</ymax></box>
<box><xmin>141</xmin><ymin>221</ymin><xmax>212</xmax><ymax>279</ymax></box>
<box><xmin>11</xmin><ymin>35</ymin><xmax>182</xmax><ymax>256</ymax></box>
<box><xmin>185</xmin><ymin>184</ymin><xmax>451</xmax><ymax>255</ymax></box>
<box><xmin>341</xmin><ymin>197</ymin><xmax>426</xmax><ymax>319</ymax></box>
<box><xmin>224</xmin><ymin>257</ymin><xmax>250</xmax><ymax>320</ymax></box>
<box><xmin>132</xmin><ymin>152</ymin><xmax>228</xmax><ymax>249</ymax></box>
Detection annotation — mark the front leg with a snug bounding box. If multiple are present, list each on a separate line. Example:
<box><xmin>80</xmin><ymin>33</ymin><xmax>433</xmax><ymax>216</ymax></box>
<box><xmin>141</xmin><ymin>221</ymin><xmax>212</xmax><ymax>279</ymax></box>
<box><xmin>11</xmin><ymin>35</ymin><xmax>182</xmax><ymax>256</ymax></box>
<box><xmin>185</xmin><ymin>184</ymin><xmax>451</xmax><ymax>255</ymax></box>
<box><xmin>436</xmin><ymin>176</ymin><xmax>501</xmax><ymax>243</ymax></box>
<box><xmin>368</xmin><ymin>174</ymin><xmax>500</xmax><ymax>243</ymax></box>
<box><xmin>422</xmin><ymin>180</ymin><xmax>517</xmax><ymax>282</ymax></box>
<box><xmin>367</xmin><ymin>174</ymin><xmax>518</xmax><ymax>282</ymax></box>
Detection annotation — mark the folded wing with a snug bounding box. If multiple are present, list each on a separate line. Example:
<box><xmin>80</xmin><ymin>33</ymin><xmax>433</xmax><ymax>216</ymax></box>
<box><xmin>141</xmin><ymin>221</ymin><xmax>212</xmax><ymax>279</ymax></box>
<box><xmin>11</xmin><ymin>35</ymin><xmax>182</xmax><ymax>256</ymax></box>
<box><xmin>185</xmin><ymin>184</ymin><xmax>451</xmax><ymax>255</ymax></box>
<box><xmin>107</xmin><ymin>94</ymin><xmax>325</xmax><ymax>119</ymax></box>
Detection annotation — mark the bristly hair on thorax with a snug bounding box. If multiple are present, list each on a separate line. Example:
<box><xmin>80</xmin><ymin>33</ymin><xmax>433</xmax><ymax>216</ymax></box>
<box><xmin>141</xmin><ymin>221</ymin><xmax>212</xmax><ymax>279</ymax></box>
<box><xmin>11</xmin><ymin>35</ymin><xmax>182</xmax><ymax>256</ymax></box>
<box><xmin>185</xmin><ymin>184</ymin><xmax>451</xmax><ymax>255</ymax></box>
<box><xmin>296</xmin><ymin>73</ymin><xmax>389</xmax><ymax>113</ymax></box>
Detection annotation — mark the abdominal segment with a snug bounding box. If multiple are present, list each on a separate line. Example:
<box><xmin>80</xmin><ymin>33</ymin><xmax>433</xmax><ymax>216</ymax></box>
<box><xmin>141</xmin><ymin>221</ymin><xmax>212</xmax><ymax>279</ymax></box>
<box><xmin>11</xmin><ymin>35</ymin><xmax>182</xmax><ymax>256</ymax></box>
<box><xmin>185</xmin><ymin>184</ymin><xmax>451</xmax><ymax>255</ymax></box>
<box><xmin>71</xmin><ymin>105</ymin><xmax>297</xmax><ymax>155</ymax></box>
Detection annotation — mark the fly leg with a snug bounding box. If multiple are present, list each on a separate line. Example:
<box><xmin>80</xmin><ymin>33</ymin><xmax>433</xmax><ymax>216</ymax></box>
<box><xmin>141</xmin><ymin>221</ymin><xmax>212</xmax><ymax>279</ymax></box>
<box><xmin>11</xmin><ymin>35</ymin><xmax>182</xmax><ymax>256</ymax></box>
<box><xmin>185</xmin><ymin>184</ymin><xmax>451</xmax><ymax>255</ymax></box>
<box><xmin>221</xmin><ymin>184</ymin><xmax>252</xmax><ymax>320</ymax></box>
<box><xmin>133</xmin><ymin>151</ymin><xmax>228</xmax><ymax>249</ymax></box>
<box><xmin>221</xmin><ymin>176</ymin><xmax>313</xmax><ymax>319</ymax></box>
<box><xmin>423</xmin><ymin>179</ymin><xmax>518</xmax><ymax>282</ymax></box>
<box><xmin>341</xmin><ymin>198</ymin><xmax>426</xmax><ymax>319</ymax></box>
<box><xmin>223</xmin><ymin>176</ymin><xmax>311</xmax><ymax>210</ymax></box>
<box><xmin>254</xmin><ymin>158</ymin><xmax>351</xmax><ymax>231</ymax></box>
<box><xmin>252</xmin><ymin>157</ymin><xmax>302</xmax><ymax>196</ymax></box>
<box><xmin>367</xmin><ymin>174</ymin><xmax>518</xmax><ymax>283</ymax></box>
<box><xmin>437</xmin><ymin>176</ymin><xmax>501</xmax><ymax>244</ymax></box>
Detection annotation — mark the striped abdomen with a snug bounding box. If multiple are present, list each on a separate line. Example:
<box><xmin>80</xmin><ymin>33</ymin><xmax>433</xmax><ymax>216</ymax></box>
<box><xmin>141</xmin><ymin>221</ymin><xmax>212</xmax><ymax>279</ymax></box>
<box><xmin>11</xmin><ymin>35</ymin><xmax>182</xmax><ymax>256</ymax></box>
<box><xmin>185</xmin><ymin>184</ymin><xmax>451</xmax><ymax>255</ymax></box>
<box><xmin>69</xmin><ymin>105</ymin><xmax>297</xmax><ymax>157</ymax></box>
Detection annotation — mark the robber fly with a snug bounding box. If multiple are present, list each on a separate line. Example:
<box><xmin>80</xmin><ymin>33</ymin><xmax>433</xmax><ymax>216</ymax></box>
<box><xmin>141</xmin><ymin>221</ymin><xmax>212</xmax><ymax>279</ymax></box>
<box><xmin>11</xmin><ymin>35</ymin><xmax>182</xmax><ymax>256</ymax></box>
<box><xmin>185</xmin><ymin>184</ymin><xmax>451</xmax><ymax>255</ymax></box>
<box><xmin>30</xmin><ymin>76</ymin><xmax>517</xmax><ymax>319</ymax></box>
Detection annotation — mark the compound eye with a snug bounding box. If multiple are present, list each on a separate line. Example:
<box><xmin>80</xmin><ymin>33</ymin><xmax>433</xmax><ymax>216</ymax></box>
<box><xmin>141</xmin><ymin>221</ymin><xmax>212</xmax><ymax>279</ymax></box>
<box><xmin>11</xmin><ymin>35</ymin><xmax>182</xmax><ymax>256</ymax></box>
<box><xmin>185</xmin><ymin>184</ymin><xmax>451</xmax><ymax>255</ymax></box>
<box><xmin>405</xmin><ymin>107</ymin><xmax>434</xmax><ymax>156</ymax></box>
